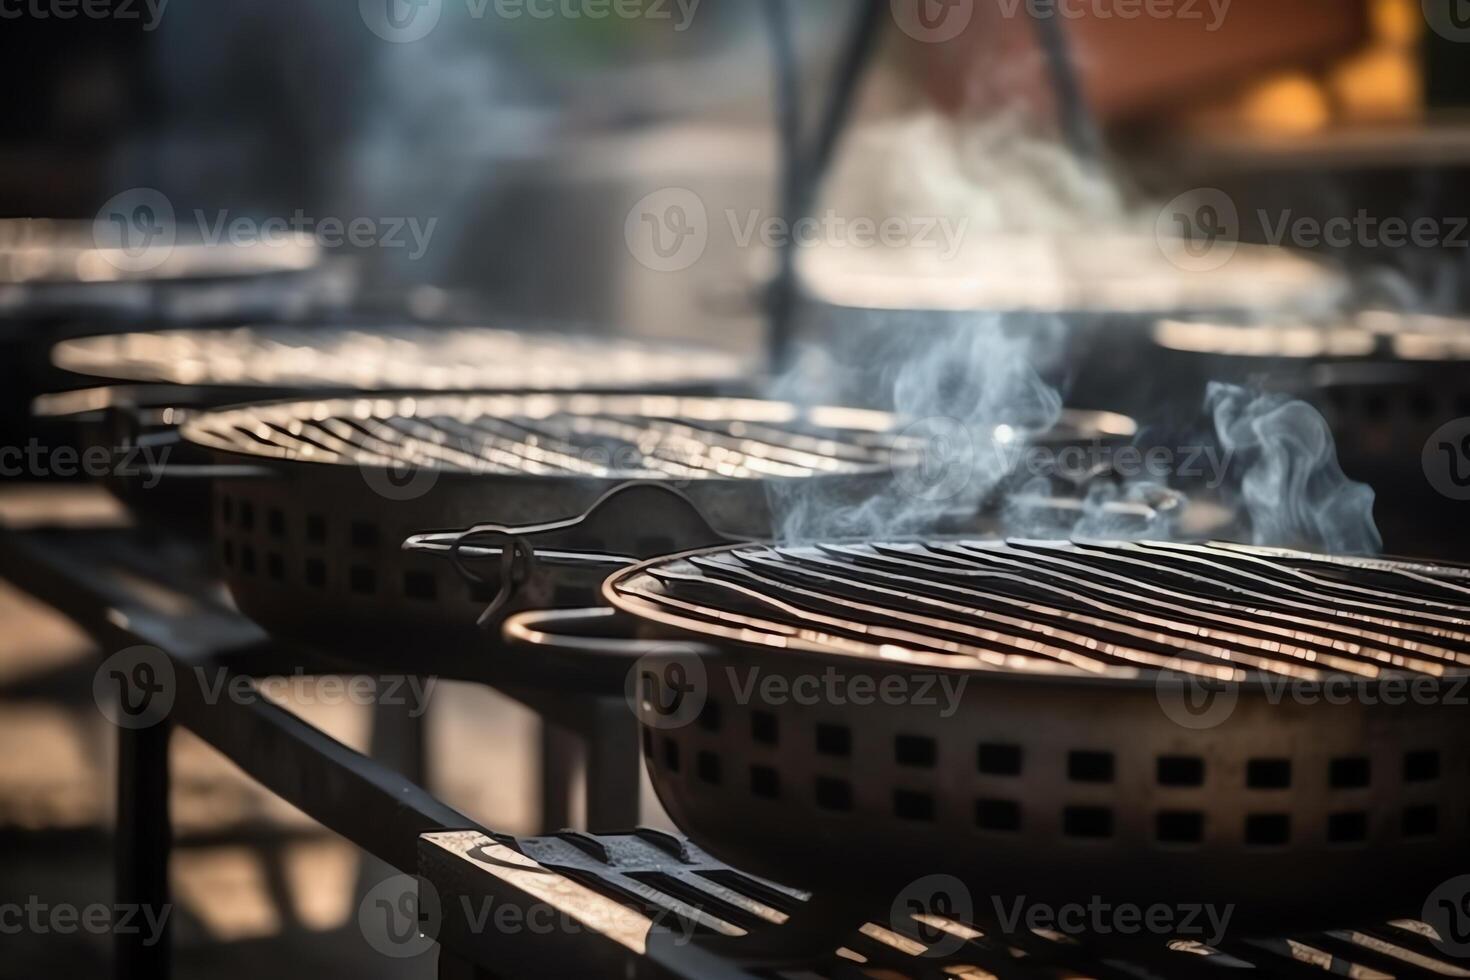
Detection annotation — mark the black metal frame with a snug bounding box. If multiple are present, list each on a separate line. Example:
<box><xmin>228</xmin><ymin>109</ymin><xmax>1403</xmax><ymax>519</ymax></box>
<box><xmin>2</xmin><ymin>500</ymin><xmax>1466</xmax><ymax>980</ymax></box>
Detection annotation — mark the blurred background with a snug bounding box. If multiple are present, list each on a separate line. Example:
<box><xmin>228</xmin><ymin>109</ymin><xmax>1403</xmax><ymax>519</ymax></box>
<box><xmin>4</xmin><ymin>0</ymin><xmax>1470</xmax><ymax>976</ymax></box>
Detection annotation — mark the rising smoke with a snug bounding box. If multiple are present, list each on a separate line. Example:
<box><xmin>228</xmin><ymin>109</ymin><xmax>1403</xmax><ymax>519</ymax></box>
<box><xmin>766</xmin><ymin>115</ymin><xmax>1382</xmax><ymax>554</ymax></box>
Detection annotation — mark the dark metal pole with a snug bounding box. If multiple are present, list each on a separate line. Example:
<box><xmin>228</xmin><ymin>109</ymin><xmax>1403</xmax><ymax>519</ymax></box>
<box><xmin>1028</xmin><ymin>0</ymin><xmax>1102</xmax><ymax>165</ymax></box>
<box><xmin>115</xmin><ymin>720</ymin><xmax>172</xmax><ymax>980</ymax></box>
<box><xmin>762</xmin><ymin>0</ymin><xmax>888</xmax><ymax>375</ymax></box>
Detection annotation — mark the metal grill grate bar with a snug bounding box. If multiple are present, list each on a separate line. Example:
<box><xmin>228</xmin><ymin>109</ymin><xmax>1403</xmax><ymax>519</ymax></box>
<box><xmin>616</xmin><ymin>541</ymin><xmax>1470</xmax><ymax>681</ymax></box>
<box><xmin>184</xmin><ymin>397</ymin><xmax>902</xmax><ymax>480</ymax></box>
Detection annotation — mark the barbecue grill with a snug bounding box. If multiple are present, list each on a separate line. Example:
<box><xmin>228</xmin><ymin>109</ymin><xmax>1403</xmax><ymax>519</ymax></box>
<box><xmin>0</xmin><ymin>218</ymin><xmax>330</xmax><ymax>322</ymax></box>
<box><xmin>39</xmin><ymin>326</ymin><xmax>751</xmax><ymax>532</ymax></box>
<box><xmin>180</xmin><ymin>393</ymin><xmax>918</xmax><ymax>656</ymax></box>
<box><xmin>791</xmin><ymin>233</ymin><xmax>1347</xmax><ymax>414</ymax></box>
<box><xmin>506</xmin><ymin>537</ymin><xmax>1470</xmax><ymax>930</ymax></box>
<box><xmin>51</xmin><ymin>324</ymin><xmax>748</xmax><ymax>395</ymax></box>
<box><xmin>1</xmin><ymin>220</ymin><xmax>342</xmax><ymax>450</ymax></box>
<box><xmin>1154</xmin><ymin>310</ymin><xmax>1470</xmax><ymax>558</ymax></box>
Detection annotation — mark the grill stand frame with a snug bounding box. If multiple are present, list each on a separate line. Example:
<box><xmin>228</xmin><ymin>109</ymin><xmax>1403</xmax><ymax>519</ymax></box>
<box><xmin>3</xmin><ymin>494</ymin><xmax>1468</xmax><ymax>980</ymax></box>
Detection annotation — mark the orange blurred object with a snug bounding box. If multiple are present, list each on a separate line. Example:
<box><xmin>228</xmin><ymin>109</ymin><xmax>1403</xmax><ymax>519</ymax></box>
<box><xmin>911</xmin><ymin>0</ymin><xmax>1372</xmax><ymax>123</ymax></box>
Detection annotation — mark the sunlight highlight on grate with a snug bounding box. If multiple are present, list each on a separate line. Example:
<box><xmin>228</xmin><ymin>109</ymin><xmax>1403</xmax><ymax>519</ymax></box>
<box><xmin>612</xmin><ymin>540</ymin><xmax>1470</xmax><ymax>682</ymax></box>
<box><xmin>182</xmin><ymin>395</ymin><xmax>904</xmax><ymax>480</ymax></box>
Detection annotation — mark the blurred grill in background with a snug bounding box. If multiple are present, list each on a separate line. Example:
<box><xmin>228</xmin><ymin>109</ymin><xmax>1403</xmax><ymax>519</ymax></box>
<box><xmin>3</xmin><ymin>1</ymin><xmax>1470</xmax><ymax>979</ymax></box>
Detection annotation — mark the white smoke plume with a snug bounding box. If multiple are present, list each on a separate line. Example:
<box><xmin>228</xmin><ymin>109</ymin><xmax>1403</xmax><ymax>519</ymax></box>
<box><xmin>1207</xmin><ymin>383</ymin><xmax>1381</xmax><ymax>555</ymax></box>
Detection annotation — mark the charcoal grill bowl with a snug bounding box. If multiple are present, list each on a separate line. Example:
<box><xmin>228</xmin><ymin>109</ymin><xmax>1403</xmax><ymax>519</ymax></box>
<box><xmin>790</xmin><ymin>234</ymin><xmax>1347</xmax><ymax>418</ymax></box>
<box><xmin>1151</xmin><ymin>311</ymin><xmax>1470</xmax><ymax>559</ymax></box>
<box><xmin>181</xmin><ymin>394</ymin><xmax>909</xmax><ymax>660</ymax></box>
<box><xmin>42</xmin><ymin>326</ymin><xmax>754</xmax><ymax>536</ymax></box>
<box><xmin>505</xmin><ymin>544</ymin><xmax>1470</xmax><ymax>932</ymax></box>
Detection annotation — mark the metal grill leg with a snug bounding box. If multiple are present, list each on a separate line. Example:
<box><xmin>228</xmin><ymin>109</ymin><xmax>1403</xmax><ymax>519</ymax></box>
<box><xmin>115</xmin><ymin>720</ymin><xmax>171</xmax><ymax>980</ymax></box>
<box><xmin>539</xmin><ymin>722</ymin><xmax>579</xmax><ymax>831</ymax></box>
<box><xmin>585</xmin><ymin>698</ymin><xmax>640</xmax><ymax>832</ymax></box>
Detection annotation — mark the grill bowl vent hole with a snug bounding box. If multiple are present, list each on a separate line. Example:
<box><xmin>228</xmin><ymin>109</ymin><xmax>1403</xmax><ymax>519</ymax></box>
<box><xmin>751</xmin><ymin>712</ymin><xmax>777</xmax><ymax>746</ymax></box>
<box><xmin>975</xmin><ymin>798</ymin><xmax>1020</xmax><ymax>832</ymax></box>
<box><xmin>1068</xmin><ymin>751</ymin><xmax>1115</xmax><ymax>784</ymax></box>
<box><xmin>1403</xmin><ymin>805</ymin><xmax>1438</xmax><ymax>837</ymax></box>
<box><xmin>1156</xmin><ymin>811</ymin><xmax>1204</xmax><ymax>844</ymax></box>
<box><xmin>1330</xmin><ymin>757</ymin><xmax>1371</xmax><ymax>789</ymax></box>
<box><xmin>697</xmin><ymin>752</ymin><xmax>721</xmax><ymax>785</ymax></box>
<box><xmin>1063</xmin><ymin>806</ymin><xmax>1113</xmax><ymax>839</ymax></box>
<box><xmin>1247</xmin><ymin>759</ymin><xmax>1291</xmax><ymax>790</ymax></box>
<box><xmin>895</xmin><ymin>735</ymin><xmax>937</xmax><ymax>769</ymax></box>
<box><xmin>306</xmin><ymin>514</ymin><xmax>327</xmax><ymax>544</ymax></box>
<box><xmin>350</xmin><ymin>522</ymin><xmax>380</xmax><ymax>549</ymax></box>
<box><xmin>1244</xmin><ymin>814</ymin><xmax>1290</xmax><ymax>846</ymax></box>
<box><xmin>893</xmin><ymin>790</ymin><xmax>935</xmax><ymax>822</ymax></box>
<box><xmin>978</xmin><ymin>743</ymin><xmax>1022</xmax><ymax>776</ymax></box>
<box><xmin>1157</xmin><ymin>756</ymin><xmax>1204</xmax><ymax>787</ymax></box>
<box><xmin>1327</xmin><ymin>811</ymin><xmax>1368</xmax><ymax>843</ymax></box>
<box><xmin>1404</xmin><ymin>750</ymin><xmax>1440</xmax><ymax>783</ymax></box>
<box><xmin>349</xmin><ymin>566</ymin><xmax>377</xmax><ymax>596</ymax></box>
<box><xmin>816</xmin><ymin>724</ymin><xmax>851</xmax><ymax>757</ymax></box>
